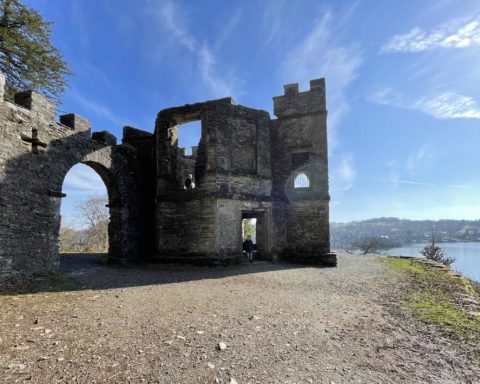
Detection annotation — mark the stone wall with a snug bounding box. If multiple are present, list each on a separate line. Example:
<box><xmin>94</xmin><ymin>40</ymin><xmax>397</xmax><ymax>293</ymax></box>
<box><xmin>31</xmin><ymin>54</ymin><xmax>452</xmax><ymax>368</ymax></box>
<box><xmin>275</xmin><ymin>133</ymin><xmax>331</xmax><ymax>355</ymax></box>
<box><xmin>0</xmin><ymin>74</ymin><xmax>145</xmax><ymax>280</ymax></box>
<box><xmin>152</xmin><ymin>80</ymin><xmax>334</xmax><ymax>266</ymax></box>
<box><xmin>153</xmin><ymin>98</ymin><xmax>275</xmax><ymax>263</ymax></box>
<box><xmin>0</xmin><ymin>74</ymin><xmax>336</xmax><ymax>279</ymax></box>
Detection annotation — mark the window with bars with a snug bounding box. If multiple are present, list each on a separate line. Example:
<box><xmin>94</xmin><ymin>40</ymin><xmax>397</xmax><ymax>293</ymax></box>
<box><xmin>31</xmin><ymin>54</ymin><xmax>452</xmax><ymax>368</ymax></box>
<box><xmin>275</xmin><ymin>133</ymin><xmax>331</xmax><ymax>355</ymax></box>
<box><xmin>294</xmin><ymin>173</ymin><xmax>310</xmax><ymax>188</ymax></box>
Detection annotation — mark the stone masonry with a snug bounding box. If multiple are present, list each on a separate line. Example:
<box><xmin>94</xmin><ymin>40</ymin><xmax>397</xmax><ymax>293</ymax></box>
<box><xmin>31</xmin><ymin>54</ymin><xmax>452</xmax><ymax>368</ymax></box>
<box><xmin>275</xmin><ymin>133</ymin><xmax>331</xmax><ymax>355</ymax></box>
<box><xmin>0</xmin><ymin>73</ymin><xmax>335</xmax><ymax>280</ymax></box>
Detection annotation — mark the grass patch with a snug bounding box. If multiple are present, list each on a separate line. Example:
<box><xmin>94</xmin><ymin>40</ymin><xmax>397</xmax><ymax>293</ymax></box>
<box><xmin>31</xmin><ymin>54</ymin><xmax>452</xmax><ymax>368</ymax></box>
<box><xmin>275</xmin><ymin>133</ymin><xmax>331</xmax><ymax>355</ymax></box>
<box><xmin>384</xmin><ymin>257</ymin><xmax>428</xmax><ymax>275</ymax></box>
<box><xmin>384</xmin><ymin>257</ymin><xmax>480</xmax><ymax>339</ymax></box>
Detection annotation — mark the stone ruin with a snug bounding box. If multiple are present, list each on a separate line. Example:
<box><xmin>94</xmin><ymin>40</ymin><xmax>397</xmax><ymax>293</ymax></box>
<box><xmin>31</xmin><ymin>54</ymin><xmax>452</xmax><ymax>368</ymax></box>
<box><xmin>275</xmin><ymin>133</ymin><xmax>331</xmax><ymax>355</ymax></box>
<box><xmin>0</xmin><ymin>73</ymin><xmax>336</xmax><ymax>280</ymax></box>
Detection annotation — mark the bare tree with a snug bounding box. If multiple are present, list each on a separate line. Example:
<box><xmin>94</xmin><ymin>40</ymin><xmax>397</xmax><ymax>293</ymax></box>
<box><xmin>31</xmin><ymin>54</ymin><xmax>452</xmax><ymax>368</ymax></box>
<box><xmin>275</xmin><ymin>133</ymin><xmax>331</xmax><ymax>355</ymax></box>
<box><xmin>347</xmin><ymin>236</ymin><xmax>394</xmax><ymax>255</ymax></box>
<box><xmin>75</xmin><ymin>196</ymin><xmax>109</xmax><ymax>252</ymax></box>
<box><xmin>59</xmin><ymin>195</ymin><xmax>109</xmax><ymax>253</ymax></box>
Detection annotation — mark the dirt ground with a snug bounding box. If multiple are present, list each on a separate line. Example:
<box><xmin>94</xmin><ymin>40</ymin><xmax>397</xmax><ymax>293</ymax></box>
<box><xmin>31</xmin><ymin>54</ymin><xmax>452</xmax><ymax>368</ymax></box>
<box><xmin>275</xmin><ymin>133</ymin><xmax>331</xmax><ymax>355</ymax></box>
<box><xmin>1</xmin><ymin>253</ymin><xmax>479</xmax><ymax>384</ymax></box>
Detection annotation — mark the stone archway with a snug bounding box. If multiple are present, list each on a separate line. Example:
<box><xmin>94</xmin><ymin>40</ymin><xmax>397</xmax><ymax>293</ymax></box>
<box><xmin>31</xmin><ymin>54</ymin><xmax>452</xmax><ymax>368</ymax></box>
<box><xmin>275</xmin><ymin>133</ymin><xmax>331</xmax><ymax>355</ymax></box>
<box><xmin>0</xmin><ymin>81</ymin><xmax>141</xmax><ymax>280</ymax></box>
<box><xmin>47</xmin><ymin>144</ymin><xmax>138</xmax><ymax>266</ymax></box>
<box><xmin>53</xmin><ymin>158</ymin><xmax>127</xmax><ymax>265</ymax></box>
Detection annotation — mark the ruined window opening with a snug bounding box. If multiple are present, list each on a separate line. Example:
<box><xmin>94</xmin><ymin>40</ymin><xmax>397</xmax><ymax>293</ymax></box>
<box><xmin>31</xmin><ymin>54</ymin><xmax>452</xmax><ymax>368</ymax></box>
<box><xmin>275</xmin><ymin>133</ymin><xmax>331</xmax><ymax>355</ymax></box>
<box><xmin>294</xmin><ymin>173</ymin><xmax>310</xmax><ymax>189</ymax></box>
<box><xmin>178</xmin><ymin>120</ymin><xmax>201</xmax><ymax>156</ymax></box>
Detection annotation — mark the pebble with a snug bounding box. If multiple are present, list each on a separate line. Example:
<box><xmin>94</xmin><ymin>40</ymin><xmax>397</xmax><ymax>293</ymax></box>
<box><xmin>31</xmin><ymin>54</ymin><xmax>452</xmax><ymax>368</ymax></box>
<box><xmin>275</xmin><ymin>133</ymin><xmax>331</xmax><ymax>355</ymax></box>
<box><xmin>7</xmin><ymin>363</ymin><xmax>26</xmax><ymax>371</ymax></box>
<box><xmin>13</xmin><ymin>345</ymin><xmax>30</xmax><ymax>351</ymax></box>
<box><xmin>217</xmin><ymin>342</ymin><xmax>227</xmax><ymax>351</ymax></box>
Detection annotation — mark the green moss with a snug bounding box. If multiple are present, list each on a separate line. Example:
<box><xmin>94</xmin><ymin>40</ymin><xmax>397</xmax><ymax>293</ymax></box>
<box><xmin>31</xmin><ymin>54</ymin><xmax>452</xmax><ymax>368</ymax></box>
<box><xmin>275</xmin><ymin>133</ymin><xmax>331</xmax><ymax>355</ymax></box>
<box><xmin>384</xmin><ymin>257</ymin><xmax>480</xmax><ymax>339</ymax></box>
<box><xmin>409</xmin><ymin>290</ymin><xmax>480</xmax><ymax>334</ymax></box>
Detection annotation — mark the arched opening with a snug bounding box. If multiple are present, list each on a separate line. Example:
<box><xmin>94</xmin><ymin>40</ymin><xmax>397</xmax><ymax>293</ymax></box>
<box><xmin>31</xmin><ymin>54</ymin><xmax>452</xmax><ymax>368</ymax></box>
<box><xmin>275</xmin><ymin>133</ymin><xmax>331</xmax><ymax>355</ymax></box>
<box><xmin>294</xmin><ymin>173</ymin><xmax>310</xmax><ymax>189</ymax></box>
<box><xmin>58</xmin><ymin>162</ymin><xmax>122</xmax><ymax>272</ymax></box>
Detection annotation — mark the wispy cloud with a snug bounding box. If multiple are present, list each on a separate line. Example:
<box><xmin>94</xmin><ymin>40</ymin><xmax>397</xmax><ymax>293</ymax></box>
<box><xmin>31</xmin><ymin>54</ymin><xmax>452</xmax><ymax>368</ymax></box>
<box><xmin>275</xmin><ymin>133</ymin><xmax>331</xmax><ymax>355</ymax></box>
<box><xmin>449</xmin><ymin>184</ymin><xmax>472</xmax><ymax>189</ymax></box>
<box><xmin>406</xmin><ymin>146</ymin><xmax>433</xmax><ymax>175</ymax></box>
<box><xmin>152</xmin><ymin>1</ymin><xmax>238</xmax><ymax>97</ymax></box>
<box><xmin>331</xmin><ymin>154</ymin><xmax>356</xmax><ymax>193</ymax></box>
<box><xmin>69</xmin><ymin>89</ymin><xmax>130</xmax><ymax>127</ymax></box>
<box><xmin>261</xmin><ymin>0</ymin><xmax>290</xmax><ymax>48</ymax></box>
<box><xmin>214</xmin><ymin>8</ymin><xmax>243</xmax><ymax>51</ymax></box>
<box><xmin>371</xmin><ymin>88</ymin><xmax>480</xmax><ymax>119</ymax></box>
<box><xmin>281</xmin><ymin>11</ymin><xmax>363</xmax><ymax>151</ymax></box>
<box><xmin>394</xmin><ymin>179</ymin><xmax>435</xmax><ymax>186</ymax></box>
<box><xmin>415</xmin><ymin>92</ymin><xmax>480</xmax><ymax>119</ymax></box>
<box><xmin>382</xmin><ymin>17</ymin><xmax>480</xmax><ymax>53</ymax></box>
<box><xmin>63</xmin><ymin>164</ymin><xmax>107</xmax><ymax>195</ymax></box>
<box><xmin>388</xmin><ymin>161</ymin><xmax>434</xmax><ymax>188</ymax></box>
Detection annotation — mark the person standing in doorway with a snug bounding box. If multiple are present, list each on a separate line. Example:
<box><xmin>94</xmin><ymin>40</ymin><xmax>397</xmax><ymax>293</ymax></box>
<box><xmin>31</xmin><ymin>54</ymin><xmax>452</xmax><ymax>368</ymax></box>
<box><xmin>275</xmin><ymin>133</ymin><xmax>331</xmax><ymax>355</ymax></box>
<box><xmin>243</xmin><ymin>235</ymin><xmax>254</xmax><ymax>263</ymax></box>
<box><xmin>184</xmin><ymin>173</ymin><xmax>195</xmax><ymax>190</ymax></box>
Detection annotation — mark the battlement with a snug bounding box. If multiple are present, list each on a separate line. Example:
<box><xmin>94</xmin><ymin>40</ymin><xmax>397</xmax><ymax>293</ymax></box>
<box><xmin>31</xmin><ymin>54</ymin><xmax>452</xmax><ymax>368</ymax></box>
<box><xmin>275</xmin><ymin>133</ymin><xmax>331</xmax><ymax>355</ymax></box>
<box><xmin>0</xmin><ymin>73</ymin><xmax>130</xmax><ymax>144</ymax></box>
<box><xmin>273</xmin><ymin>78</ymin><xmax>326</xmax><ymax>118</ymax></box>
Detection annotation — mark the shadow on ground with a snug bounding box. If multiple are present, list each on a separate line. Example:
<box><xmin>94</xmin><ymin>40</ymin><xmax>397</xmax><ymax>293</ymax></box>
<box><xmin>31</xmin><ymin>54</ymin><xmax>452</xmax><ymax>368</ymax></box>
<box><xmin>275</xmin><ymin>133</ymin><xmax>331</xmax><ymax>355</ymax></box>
<box><xmin>1</xmin><ymin>253</ymin><xmax>324</xmax><ymax>295</ymax></box>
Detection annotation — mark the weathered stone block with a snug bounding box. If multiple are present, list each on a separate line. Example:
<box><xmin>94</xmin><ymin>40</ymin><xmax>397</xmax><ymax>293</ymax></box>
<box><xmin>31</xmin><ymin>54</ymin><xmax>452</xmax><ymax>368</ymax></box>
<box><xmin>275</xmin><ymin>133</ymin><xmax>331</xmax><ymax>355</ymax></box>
<box><xmin>92</xmin><ymin>131</ymin><xmax>117</xmax><ymax>146</ymax></box>
<box><xmin>14</xmin><ymin>91</ymin><xmax>56</xmax><ymax>121</ymax></box>
<box><xmin>60</xmin><ymin>113</ymin><xmax>91</xmax><ymax>132</ymax></box>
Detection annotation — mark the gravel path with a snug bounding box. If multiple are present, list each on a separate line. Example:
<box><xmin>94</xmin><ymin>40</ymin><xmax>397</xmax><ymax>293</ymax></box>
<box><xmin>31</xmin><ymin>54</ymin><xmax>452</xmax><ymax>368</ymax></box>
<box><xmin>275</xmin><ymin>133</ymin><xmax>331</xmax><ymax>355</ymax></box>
<box><xmin>1</xmin><ymin>253</ymin><xmax>478</xmax><ymax>383</ymax></box>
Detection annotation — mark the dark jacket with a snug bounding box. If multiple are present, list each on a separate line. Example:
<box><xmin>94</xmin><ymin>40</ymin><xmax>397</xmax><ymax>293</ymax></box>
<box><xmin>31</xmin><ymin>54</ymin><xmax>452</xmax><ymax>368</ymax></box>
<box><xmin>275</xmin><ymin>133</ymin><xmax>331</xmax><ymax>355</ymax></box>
<box><xmin>243</xmin><ymin>239</ymin><xmax>254</xmax><ymax>252</ymax></box>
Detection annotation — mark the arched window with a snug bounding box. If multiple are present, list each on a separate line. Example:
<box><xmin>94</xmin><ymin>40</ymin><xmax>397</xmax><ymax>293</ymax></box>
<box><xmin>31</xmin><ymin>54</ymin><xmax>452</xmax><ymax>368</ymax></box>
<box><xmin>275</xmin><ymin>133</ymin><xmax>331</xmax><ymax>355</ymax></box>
<box><xmin>294</xmin><ymin>173</ymin><xmax>310</xmax><ymax>188</ymax></box>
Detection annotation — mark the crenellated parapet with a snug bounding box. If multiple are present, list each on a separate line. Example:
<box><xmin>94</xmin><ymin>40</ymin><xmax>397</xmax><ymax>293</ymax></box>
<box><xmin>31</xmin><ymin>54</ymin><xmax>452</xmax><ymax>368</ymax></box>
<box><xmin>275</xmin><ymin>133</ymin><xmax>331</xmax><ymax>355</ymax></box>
<box><xmin>0</xmin><ymin>73</ymin><xmax>126</xmax><ymax>147</ymax></box>
<box><xmin>273</xmin><ymin>78</ymin><xmax>326</xmax><ymax>118</ymax></box>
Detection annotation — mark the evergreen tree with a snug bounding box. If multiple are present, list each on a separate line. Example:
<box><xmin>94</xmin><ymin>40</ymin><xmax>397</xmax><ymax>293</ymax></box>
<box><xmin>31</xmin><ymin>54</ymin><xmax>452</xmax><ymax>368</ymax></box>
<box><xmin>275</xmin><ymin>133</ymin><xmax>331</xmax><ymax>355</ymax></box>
<box><xmin>420</xmin><ymin>232</ymin><xmax>455</xmax><ymax>266</ymax></box>
<box><xmin>0</xmin><ymin>0</ymin><xmax>71</xmax><ymax>102</ymax></box>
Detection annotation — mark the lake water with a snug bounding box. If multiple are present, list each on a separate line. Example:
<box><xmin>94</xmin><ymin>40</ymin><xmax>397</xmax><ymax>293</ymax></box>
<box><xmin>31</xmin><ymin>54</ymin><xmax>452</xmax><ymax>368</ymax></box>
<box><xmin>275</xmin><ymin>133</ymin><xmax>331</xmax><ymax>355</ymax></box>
<box><xmin>385</xmin><ymin>242</ymin><xmax>480</xmax><ymax>282</ymax></box>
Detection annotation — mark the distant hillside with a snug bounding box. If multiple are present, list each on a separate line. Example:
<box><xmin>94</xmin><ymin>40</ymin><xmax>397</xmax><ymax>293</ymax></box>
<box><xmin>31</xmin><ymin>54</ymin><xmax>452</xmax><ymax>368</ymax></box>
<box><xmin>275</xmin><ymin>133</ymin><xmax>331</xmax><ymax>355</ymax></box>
<box><xmin>330</xmin><ymin>217</ymin><xmax>480</xmax><ymax>248</ymax></box>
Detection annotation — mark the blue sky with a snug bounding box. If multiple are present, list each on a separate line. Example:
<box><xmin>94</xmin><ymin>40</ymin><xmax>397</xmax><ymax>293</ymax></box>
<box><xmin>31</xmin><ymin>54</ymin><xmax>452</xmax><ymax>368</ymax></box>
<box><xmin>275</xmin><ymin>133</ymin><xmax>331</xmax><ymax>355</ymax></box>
<box><xmin>25</xmin><ymin>0</ymin><xmax>480</xmax><ymax>223</ymax></box>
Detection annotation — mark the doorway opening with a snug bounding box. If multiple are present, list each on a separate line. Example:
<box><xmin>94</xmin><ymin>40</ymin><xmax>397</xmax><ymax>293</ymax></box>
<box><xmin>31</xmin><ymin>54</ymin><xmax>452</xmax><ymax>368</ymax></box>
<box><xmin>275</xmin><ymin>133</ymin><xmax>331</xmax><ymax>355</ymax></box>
<box><xmin>242</xmin><ymin>211</ymin><xmax>268</xmax><ymax>260</ymax></box>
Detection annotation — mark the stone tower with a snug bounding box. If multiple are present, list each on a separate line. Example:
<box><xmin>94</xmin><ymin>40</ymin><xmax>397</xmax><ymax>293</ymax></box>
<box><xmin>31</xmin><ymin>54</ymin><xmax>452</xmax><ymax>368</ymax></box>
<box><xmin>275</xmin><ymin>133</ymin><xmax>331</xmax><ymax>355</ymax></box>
<box><xmin>271</xmin><ymin>79</ymin><xmax>334</xmax><ymax>264</ymax></box>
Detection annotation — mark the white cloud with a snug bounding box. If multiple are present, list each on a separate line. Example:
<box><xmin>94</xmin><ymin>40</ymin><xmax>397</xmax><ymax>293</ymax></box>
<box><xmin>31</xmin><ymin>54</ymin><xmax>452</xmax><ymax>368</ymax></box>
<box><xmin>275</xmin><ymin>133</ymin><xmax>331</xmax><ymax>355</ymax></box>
<box><xmin>382</xmin><ymin>17</ymin><xmax>480</xmax><ymax>53</ymax></box>
<box><xmin>371</xmin><ymin>88</ymin><xmax>480</xmax><ymax>119</ymax></box>
<box><xmin>281</xmin><ymin>12</ymin><xmax>363</xmax><ymax>151</ymax></box>
<box><xmin>152</xmin><ymin>1</ymin><xmax>238</xmax><ymax>98</ymax></box>
<box><xmin>415</xmin><ymin>92</ymin><xmax>480</xmax><ymax>119</ymax></box>
<box><xmin>370</xmin><ymin>88</ymin><xmax>404</xmax><ymax>107</ymax></box>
